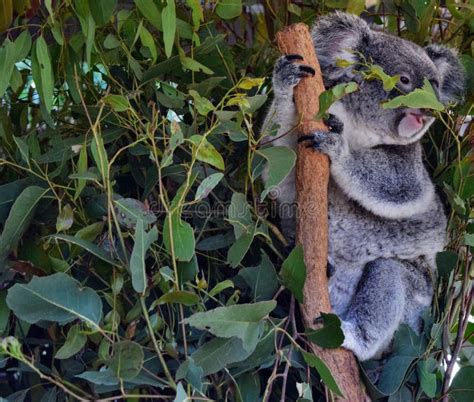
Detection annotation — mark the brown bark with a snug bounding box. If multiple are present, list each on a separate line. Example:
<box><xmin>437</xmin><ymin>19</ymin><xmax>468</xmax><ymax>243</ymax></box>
<box><xmin>275</xmin><ymin>23</ymin><xmax>367</xmax><ymax>402</ymax></box>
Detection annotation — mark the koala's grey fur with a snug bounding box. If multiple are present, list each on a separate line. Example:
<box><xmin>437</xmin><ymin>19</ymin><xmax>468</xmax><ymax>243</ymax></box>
<box><xmin>263</xmin><ymin>12</ymin><xmax>464</xmax><ymax>361</ymax></box>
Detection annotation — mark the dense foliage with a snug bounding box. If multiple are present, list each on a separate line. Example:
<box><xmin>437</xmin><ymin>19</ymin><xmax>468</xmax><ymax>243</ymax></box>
<box><xmin>0</xmin><ymin>1</ymin><xmax>472</xmax><ymax>401</ymax></box>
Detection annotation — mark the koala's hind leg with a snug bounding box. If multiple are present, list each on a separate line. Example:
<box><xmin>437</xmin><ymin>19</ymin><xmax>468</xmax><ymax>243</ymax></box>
<box><xmin>340</xmin><ymin>258</ymin><xmax>405</xmax><ymax>361</ymax></box>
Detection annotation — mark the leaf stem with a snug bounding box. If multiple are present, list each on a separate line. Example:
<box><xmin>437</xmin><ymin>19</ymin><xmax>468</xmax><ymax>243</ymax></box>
<box><xmin>139</xmin><ymin>296</ymin><xmax>177</xmax><ymax>390</ymax></box>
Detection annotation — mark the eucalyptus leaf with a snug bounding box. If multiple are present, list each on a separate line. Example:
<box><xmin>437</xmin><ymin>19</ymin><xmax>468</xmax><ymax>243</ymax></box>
<box><xmin>280</xmin><ymin>245</ymin><xmax>306</xmax><ymax>303</ymax></box>
<box><xmin>189</xmin><ymin>135</ymin><xmax>224</xmax><ymax>170</ymax></box>
<box><xmin>49</xmin><ymin>234</ymin><xmax>121</xmax><ymax>266</ymax></box>
<box><xmin>382</xmin><ymin>79</ymin><xmax>444</xmax><ymax>111</ymax></box>
<box><xmin>108</xmin><ymin>341</ymin><xmax>144</xmax><ymax>380</ymax></box>
<box><xmin>216</xmin><ymin>0</ymin><xmax>242</xmax><ymax>19</ymax></box>
<box><xmin>184</xmin><ymin>301</ymin><xmax>276</xmax><ymax>352</ymax></box>
<box><xmin>301</xmin><ymin>350</ymin><xmax>343</xmax><ymax>396</ymax></box>
<box><xmin>55</xmin><ymin>324</ymin><xmax>87</xmax><ymax>359</ymax></box>
<box><xmin>162</xmin><ymin>0</ymin><xmax>176</xmax><ymax>58</ymax></box>
<box><xmin>6</xmin><ymin>273</ymin><xmax>103</xmax><ymax>328</ymax></box>
<box><xmin>35</xmin><ymin>36</ymin><xmax>54</xmax><ymax>113</ymax></box>
<box><xmin>195</xmin><ymin>173</ymin><xmax>223</xmax><ymax>200</ymax></box>
<box><xmin>259</xmin><ymin>146</ymin><xmax>296</xmax><ymax>200</ymax></box>
<box><xmin>130</xmin><ymin>219</ymin><xmax>158</xmax><ymax>293</ymax></box>
<box><xmin>0</xmin><ymin>186</ymin><xmax>47</xmax><ymax>264</ymax></box>
<box><xmin>163</xmin><ymin>213</ymin><xmax>195</xmax><ymax>262</ymax></box>
<box><xmin>192</xmin><ymin>337</ymin><xmax>252</xmax><ymax>376</ymax></box>
<box><xmin>449</xmin><ymin>366</ymin><xmax>474</xmax><ymax>402</ymax></box>
<box><xmin>237</xmin><ymin>251</ymin><xmax>278</xmax><ymax>301</ymax></box>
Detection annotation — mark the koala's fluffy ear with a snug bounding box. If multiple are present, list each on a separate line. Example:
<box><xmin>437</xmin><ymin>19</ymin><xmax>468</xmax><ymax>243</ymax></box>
<box><xmin>425</xmin><ymin>44</ymin><xmax>465</xmax><ymax>104</ymax></box>
<box><xmin>311</xmin><ymin>12</ymin><xmax>370</xmax><ymax>80</ymax></box>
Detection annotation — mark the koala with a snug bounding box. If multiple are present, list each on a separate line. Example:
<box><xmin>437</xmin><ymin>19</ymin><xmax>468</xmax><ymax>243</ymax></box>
<box><xmin>263</xmin><ymin>12</ymin><xmax>464</xmax><ymax>361</ymax></box>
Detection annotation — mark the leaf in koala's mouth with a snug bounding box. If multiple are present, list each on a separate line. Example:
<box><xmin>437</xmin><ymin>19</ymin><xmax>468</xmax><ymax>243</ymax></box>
<box><xmin>382</xmin><ymin>78</ymin><xmax>444</xmax><ymax>111</ymax></box>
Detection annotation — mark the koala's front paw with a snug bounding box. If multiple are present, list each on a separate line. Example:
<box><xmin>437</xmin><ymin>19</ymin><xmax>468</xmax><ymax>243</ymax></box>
<box><xmin>273</xmin><ymin>54</ymin><xmax>315</xmax><ymax>97</ymax></box>
<box><xmin>298</xmin><ymin>131</ymin><xmax>344</xmax><ymax>158</ymax></box>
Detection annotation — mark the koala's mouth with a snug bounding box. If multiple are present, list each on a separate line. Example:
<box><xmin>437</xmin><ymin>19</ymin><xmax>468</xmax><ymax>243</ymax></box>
<box><xmin>397</xmin><ymin>109</ymin><xmax>434</xmax><ymax>138</ymax></box>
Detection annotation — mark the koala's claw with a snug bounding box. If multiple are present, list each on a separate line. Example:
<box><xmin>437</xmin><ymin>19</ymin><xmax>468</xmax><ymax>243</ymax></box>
<box><xmin>313</xmin><ymin>315</ymin><xmax>324</xmax><ymax>325</ymax></box>
<box><xmin>298</xmin><ymin>131</ymin><xmax>344</xmax><ymax>157</ymax></box>
<box><xmin>285</xmin><ymin>54</ymin><xmax>304</xmax><ymax>61</ymax></box>
<box><xmin>299</xmin><ymin>65</ymin><xmax>316</xmax><ymax>76</ymax></box>
<box><xmin>298</xmin><ymin>135</ymin><xmax>315</xmax><ymax>143</ymax></box>
<box><xmin>273</xmin><ymin>55</ymin><xmax>315</xmax><ymax>96</ymax></box>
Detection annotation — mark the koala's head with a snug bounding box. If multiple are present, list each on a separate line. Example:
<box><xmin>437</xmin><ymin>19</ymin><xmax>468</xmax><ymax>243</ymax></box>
<box><xmin>312</xmin><ymin>12</ymin><xmax>465</xmax><ymax>147</ymax></box>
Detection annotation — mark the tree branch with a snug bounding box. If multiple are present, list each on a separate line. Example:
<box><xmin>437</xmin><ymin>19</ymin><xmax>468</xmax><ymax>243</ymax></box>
<box><xmin>275</xmin><ymin>23</ymin><xmax>367</xmax><ymax>402</ymax></box>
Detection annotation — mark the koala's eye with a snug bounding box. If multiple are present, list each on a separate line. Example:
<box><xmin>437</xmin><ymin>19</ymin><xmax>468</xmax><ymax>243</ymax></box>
<box><xmin>400</xmin><ymin>76</ymin><xmax>411</xmax><ymax>85</ymax></box>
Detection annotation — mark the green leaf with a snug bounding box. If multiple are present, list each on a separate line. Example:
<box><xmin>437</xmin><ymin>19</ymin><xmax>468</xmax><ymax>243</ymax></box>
<box><xmin>280</xmin><ymin>245</ymin><xmax>306</xmax><ymax>303</ymax></box>
<box><xmin>103</xmin><ymin>94</ymin><xmax>130</xmax><ymax>112</ymax></box>
<box><xmin>259</xmin><ymin>146</ymin><xmax>296</xmax><ymax>200</ymax></box>
<box><xmin>464</xmin><ymin>233</ymin><xmax>474</xmax><ymax>247</ymax></box>
<box><xmin>305</xmin><ymin>313</ymin><xmax>344</xmax><ymax>348</ymax></box>
<box><xmin>208</xmin><ymin>279</ymin><xmax>234</xmax><ymax>297</ymax></box>
<box><xmin>35</xmin><ymin>36</ymin><xmax>54</xmax><ymax>113</ymax></box>
<box><xmin>195</xmin><ymin>173</ymin><xmax>223</xmax><ymax>200</ymax></box>
<box><xmin>185</xmin><ymin>0</ymin><xmax>203</xmax><ymax>29</ymax></box>
<box><xmin>0</xmin><ymin>291</ymin><xmax>10</xmax><ymax>335</ymax></box>
<box><xmin>108</xmin><ymin>341</ymin><xmax>144</xmax><ymax>380</ymax></box>
<box><xmin>181</xmin><ymin>57</ymin><xmax>214</xmax><ymax>75</ymax></box>
<box><xmin>13</xmin><ymin>30</ymin><xmax>32</xmax><ymax>62</ymax></box>
<box><xmin>162</xmin><ymin>0</ymin><xmax>176</xmax><ymax>58</ymax></box>
<box><xmin>436</xmin><ymin>250</ymin><xmax>458</xmax><ymax>277</ymax></box>
<box><xmin>139</xmin><ymin>25</ymin><xmax>157</xmax><ymax>63</ymax></box>
<box><xmin>0</xmin><ymin>40</ymin><xmax>15</xmax><ymax>97</ymax></box>
<box><xmin>317</xmin><ymin>82</ymin><xmax>358</xmax><ymax>119</ymax></box>
<box><xmin>103</xmin><ymin>33</ymin><xmax>120</xmax><ymax>49</ymax></box>
<box><xmin>189</xmin><ymin>135</ymin><xmax>224</xmax><ymax>170</ymax></box>
<box><xmin>55</xmin><ymin>324</ymin><xmax>87</xmax><ymax>359</ymax></box>
<box><xmin>392</xmin><ymin>324</ymin><xmax>425</xmax><ymax>357</ymax></box>
<box><xmin>115</xmin><ymin>198</ymin><xmax>157</xmax><ymax>229</ymax></box>
<box><xmin>0</xmin><ymin>0</ymin><xmax>13</xmax><ymax>33</ymax></box>
<box><xmin>174</xmin><ymin>382</ymin><xmax>188</xmax><ymax>402</ymax></box>
<box><xmin>216</xmin><ymin>0</ymin><xmax>242</xmax><ymax>19</ymax></box>
<box><xmin>89</xmin><ymin>0</ymin><xmax>116</xmax><ymax>26</ymax></box>
<box><xmin>0</xmin><ymin>186</ymin><xmax>47</xmax><ymax>264</ymax></box>
<box><xmin>450</xmin><ymin>366</ymin><xmax>474</xmax><ymax>402</ymax></box>
<box><xmin>176</xmin><ymin>357</ymin><xmax>203</xmax><ymax>393</ymax></box>
<box><xmin>13</xmin><ymin>136</ymin><xmax>29</xmax><ymax>162</ymax></box>
<box><xmin>227</xmin><ymin>227</ymin><xmax>255</xmax><ymax>268</ymax></box>
<box><xmin>189</xmin><ymin>90</ymin><xmax>215</xmax><ymax>115</ymax></box>
<box><xmin>191</xmin><ymin>337</ymin><xmax>252</xmax><ymax>375</ymax></box>
<box><xmin>130</xmin><ymin>219</ymin><xmax>158</xmax><ymax>293</ymax></box>
<box><xmin>184</xmin><ymin>301</ymin><xmax>276</xmax><ymax>352</ymax></box>
<box><xmin>163</xmin><ymin>213</ymin><xmax>195</xmax><ymax>262</ymax></box>
<box><xmin>90</xmin><ymin>133</ymin><xmax>108</xmax><ymax>181</ymax></box>
<box><xmin>56</xmin><ymin>204</ymin><xmax>74</xmax><ymax>232</ymax></box>
<box><xmin>365</xmin><ymin>64</ymin><xmax>399</xmax><ymax>91</ymax></box>
<box><xmin>6</xmin><ymin>273</ymin><xmax>103</xmax><ymax>328</ymax></box>
<box><xmin>135</xmin><ymin>0</ymin><xmax>162</xmax><ymax>30</ymax></box>
<box><xmin>76</xmin><ymin>369</ymin><xmax>119</xmax><ymax>386</ymax></box>
<box><xmin>157</xmin><ymin>290</ymin><xmax>200</xmax><ymax>306</ymax></box>
<box><xmin>416</xmin><ymin>360</ymin><xmax>436</xmax><ymax>398</ymax></box>
<box><xmin>237</xmin><ymin>77</ymin><xmax>265</xmax><ymax>90</ymax></box>
<box><xmin>382</xmin><ymin>78</ymin><xmax>444</xmax><ymax>111</ymax></box>
<box><xmin>346</xmin><ymin>0</ymin><xmax>365</xmax><ymax>15</ymax></box>
<box><xmin>301</xmin><ymin>350</ymin><xmax>343</xmax><ymax>396</ymax></box>
<box><xmin>237</xmin><ymin>251</ymin><xmax>278</xmax><ymax>301</ymax></box>
<box><xmin>228</xmin><ymin>192</ymin><xmax>253</xmax><ymax>238</ymax></box>
<box><xmin>377</xmin><ymin>355</ymin><xmax>415</xmax><ymax>395</ymax></box>
<box><xmin>74</xmin><ymin>143</ymin><xmax>88</xmax><ymax>200</ymax></box>
<box><xmin>50</xmin><ymin>234</ymin><xmax>121</xmax><ymax>266</ymax></box>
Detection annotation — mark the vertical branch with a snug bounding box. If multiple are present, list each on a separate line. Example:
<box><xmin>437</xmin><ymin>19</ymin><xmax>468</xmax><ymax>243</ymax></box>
<box><xmin>275</xmin><ymin>23</ymin><xmax>367</xmax><ymax>401</ymax></box>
